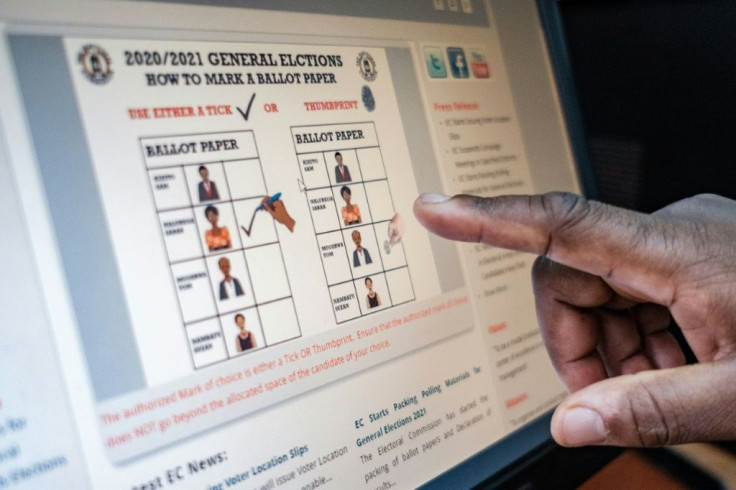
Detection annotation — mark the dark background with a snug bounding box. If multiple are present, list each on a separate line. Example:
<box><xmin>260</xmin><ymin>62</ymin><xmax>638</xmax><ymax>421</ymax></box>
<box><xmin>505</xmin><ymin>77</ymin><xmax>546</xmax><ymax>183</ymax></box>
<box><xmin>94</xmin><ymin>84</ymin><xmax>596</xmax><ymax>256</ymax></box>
<box><xmin>557</xmin><ymin>0</ymin><xmax>736</xmax><ymax>212</ymax></box>
<box><xmin>556</xmin><ymin>0</ymin><xmax>736</xmax><ymax>460</ymax></box>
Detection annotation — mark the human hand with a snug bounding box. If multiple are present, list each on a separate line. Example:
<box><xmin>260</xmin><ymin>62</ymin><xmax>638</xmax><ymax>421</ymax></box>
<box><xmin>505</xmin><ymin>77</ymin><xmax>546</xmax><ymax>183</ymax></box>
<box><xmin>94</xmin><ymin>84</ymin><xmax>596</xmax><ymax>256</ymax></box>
<box><xmin>414</xmin><ymin>192</ymin><xmax>736</xmax><ymax>447</ymax></box>
<box><xmin>388</xmin><ymin>213</ymin><xmax>404</xmax><ymax>246</ymax></box>
<box><xmin>262</xmin><ymin>196</ymin><xmax>295</xmax><ymax>232</ymax></box>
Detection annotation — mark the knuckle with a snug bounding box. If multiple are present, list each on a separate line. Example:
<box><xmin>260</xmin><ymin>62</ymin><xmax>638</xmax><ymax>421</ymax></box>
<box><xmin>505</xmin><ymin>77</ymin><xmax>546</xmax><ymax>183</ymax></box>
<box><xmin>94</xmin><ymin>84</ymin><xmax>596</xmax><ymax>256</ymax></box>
<box><xmin>466</xmin><ymin>194</ymin><xmax>493</xmax><ymax>213</ymax></box>
<box><xmin>540</xmin><ymin>192</ymin><xmax>591</xmax><ymax>227</ymax></box>
<box><xmin>538</xmin><ymin>193</ymin><xmax>600</xmax><ymax>256</ymax></box>
<box><xmin>689</xmin><ymin>193</ymin><xmax>722</xmax><ymax>204</ymax></box>
<box><xmin>531</xmin><ymin>256</ymin><xmax>554</xmax><ymax>287</ymax></box>
<box><xmin>602</xmin><ymin>378</ymin><xmax>680</xmax><ymax>447</ymax></box>
<box><xmin>660</xmin><ymin>193</ymin><xmax>720</xmax><ymax>215</ymax></box>
<box><xmin>531</xmin><ymin>256</ymin><xmax>571</xmax><ymax>299</ymax></box>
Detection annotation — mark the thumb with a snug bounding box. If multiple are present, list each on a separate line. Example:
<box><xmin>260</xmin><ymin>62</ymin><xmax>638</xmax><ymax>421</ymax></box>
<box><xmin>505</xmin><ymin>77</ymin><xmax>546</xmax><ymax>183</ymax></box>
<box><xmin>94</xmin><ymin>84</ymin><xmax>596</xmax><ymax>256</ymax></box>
<box><xmin>550</xmin><ymin>360</ymin><xmax>736</xmax><ymax>447</ymax></box>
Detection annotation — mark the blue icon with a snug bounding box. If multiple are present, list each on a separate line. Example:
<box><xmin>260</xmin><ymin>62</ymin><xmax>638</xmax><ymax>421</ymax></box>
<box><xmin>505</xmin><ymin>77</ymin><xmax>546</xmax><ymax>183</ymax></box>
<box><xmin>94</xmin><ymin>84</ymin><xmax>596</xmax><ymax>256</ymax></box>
<box><xmin>424</xmin><ymin>47</ymin><xmax>447</xmax><ymax>78</ymax></box>
<box><xmin>447</xmin><ymin>47</ymin><xmax>469</xmax><ymax>78</ymax></box>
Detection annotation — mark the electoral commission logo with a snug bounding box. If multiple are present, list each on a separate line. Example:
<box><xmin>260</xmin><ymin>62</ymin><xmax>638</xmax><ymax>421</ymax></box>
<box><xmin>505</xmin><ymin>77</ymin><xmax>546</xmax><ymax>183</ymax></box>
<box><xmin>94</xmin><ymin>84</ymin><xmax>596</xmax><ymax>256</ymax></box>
<box><xmin>356</xmin><ymin>51</ymin><xmax>377</xmax><ymax>82</ymax></box>
<box><xmin>357</xmin><ymin>51</ymin><xmax>377</xmax><ymax>111</ymax></box>
<box><xmin>78</xmin><ymin>44</ymin><xmax>113</xmax><ymax>85</ymax></box>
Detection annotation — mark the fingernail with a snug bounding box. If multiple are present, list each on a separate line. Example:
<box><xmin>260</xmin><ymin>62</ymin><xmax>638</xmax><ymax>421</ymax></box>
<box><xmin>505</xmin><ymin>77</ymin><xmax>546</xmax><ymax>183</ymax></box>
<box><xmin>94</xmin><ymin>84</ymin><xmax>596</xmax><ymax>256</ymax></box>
<box><xmin>559</xmin><ymin>408</ymin><xmax>606</xmax><ymax>446</ymax></box>
<box><xmin>419</xmin><ymin>193</ymin><xmax>451</xmax><ymax>204</ymax></box>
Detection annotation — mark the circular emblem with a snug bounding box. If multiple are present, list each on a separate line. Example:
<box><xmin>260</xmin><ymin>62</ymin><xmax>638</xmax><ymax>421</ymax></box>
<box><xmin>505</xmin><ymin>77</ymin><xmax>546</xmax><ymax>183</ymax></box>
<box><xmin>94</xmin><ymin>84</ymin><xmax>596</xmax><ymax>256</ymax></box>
<box><xmin>78</xmin><ymin>44</ymin><xmax>113</xmax><ymax>85</ymax></box>
<box><xmin>356</xmin><ymin>52</ymin><xmax>377</xmax><ymax>82</ymax></box>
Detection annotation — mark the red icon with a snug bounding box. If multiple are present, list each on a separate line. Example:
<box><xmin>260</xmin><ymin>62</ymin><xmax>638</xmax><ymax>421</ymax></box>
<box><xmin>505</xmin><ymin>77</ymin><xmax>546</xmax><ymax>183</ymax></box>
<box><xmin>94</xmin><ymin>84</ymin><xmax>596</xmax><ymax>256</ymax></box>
<box><xmin>470</xmin><ymin>50</ymin><xmax>490</xmax><ymax>79</ymax></box>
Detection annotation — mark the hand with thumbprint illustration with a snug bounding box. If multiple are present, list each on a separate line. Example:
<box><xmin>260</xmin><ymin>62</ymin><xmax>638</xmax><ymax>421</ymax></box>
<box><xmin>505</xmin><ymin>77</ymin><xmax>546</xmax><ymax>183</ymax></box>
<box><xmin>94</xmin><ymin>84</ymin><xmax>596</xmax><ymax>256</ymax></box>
<box><xmin>384</xmin><ymin>213</ymin><xmax>405</xmax><ymax>254</ymax></box>
<box><xmin>388</xmin><ymin>213</ymin><xmax>404</xmax><ymax>246</ymax></box>
<box><xmin>261</xmin><ymin>195</ymin><xmax>295</xmax><ymax>232</ymax></box>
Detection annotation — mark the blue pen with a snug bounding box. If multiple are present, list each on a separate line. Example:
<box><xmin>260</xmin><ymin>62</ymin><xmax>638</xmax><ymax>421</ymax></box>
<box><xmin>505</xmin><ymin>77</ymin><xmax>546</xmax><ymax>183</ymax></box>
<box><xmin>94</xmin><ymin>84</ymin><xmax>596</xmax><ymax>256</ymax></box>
<box><xmin>257</xmin><ymin>192</ymin><xmax>282</xmax><ymax>211</ymax></box>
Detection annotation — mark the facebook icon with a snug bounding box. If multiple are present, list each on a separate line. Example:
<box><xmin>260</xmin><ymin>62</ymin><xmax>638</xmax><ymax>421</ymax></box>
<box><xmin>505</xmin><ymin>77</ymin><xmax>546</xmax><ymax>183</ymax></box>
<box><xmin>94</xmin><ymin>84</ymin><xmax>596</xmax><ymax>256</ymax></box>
<box><xmin>447</xmin><ymin>47</ymin><xmax>469</xmax><ymax>78</ymax></box>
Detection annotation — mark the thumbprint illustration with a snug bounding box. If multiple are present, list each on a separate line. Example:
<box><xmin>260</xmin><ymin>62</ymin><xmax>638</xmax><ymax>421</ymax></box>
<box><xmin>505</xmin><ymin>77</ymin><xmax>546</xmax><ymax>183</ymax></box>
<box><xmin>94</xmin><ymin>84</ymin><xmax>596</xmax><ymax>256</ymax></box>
<box><xmin>362</xmin><ymin>85</ymin><xmax>376</xmax><ymax>112</ymax></box>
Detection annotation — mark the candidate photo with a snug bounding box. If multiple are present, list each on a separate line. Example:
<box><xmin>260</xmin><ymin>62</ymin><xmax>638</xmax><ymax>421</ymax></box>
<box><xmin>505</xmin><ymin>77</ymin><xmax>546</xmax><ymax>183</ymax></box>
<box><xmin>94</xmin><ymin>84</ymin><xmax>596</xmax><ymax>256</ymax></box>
<box><xmin>197</xmin><ymin>165</ymin><xmax>220</xmax><ymax>202</ymax></box>
<box><xmin>351</xmin><ymin>229</ymin><xmax>373</xmax><ymax>267</ymax></box>
<box><xmin>334</xmin><ymin>152</ymin><xmax>352</xmax><ymax>183</ymax></box>
<box><xmin>340</xmin><ymin>185</ymin><xmax>362</xmax><ymax>226</ymax></box>
<box><xmin>234</xmin><ymin>313</ymin><xmax>257</xmax><ymax>353</ymax></box>
<box><xmin>218</xmin><ymin>256</ymin><xmax>244</xmax><ymax>300</ymax></box>
<box><xmin>203</xmin><ymin>205</ymin><xmax>232</xmax><ymax>251</ymax></box>
<box><xmin>364</xmin><ymin>276</ymin><xmax>382</xmax><ymax>309</ymax></box>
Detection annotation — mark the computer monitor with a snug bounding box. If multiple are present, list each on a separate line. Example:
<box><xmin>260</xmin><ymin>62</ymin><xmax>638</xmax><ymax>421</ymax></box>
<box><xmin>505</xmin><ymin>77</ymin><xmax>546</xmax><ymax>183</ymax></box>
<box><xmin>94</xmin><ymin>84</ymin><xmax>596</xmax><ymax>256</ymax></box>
<box><xmin>0</xmin><ymin>0</ymin><xmax>598</xmax><ymax>487</ymax></box>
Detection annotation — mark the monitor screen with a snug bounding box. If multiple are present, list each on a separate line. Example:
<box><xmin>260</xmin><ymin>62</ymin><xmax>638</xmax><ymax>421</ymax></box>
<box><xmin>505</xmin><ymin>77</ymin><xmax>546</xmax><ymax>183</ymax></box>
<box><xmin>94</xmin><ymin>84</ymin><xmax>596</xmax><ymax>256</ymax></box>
<box><xmin>0</xmin><ymin>0</ymin><xmax>583</xmax><ymax>487</ymax></box>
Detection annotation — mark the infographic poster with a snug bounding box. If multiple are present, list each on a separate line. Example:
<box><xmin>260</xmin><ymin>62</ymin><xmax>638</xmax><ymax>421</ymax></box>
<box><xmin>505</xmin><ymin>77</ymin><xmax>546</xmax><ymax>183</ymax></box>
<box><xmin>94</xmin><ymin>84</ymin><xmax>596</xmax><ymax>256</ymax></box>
<box><xmin>65</xmin><ymin>38</ymin><xmax>465</xmax><ymax>460</ymax></box>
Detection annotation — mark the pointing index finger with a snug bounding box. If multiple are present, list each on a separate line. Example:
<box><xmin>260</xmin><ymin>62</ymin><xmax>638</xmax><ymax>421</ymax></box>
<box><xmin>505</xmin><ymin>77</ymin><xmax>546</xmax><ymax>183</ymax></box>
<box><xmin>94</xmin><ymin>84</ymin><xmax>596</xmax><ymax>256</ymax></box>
<box><xmin>413</xmin><ymin>192</ymin><xmax>673</xmax><ymax>305</ymax></box>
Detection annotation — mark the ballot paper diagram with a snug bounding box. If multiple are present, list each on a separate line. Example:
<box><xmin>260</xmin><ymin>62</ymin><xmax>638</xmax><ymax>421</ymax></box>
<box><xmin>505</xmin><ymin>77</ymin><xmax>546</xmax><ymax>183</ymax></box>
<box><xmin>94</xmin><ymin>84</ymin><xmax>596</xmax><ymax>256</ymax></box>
<box><xmin>292</xmin><ymin>122</ymin><xmax>415</xmax><ymax>324</ymax></box>
<box><xmin>142</xmin><ymin>130</ymin><xmax>301</xmax><ymax>369</ymax></box>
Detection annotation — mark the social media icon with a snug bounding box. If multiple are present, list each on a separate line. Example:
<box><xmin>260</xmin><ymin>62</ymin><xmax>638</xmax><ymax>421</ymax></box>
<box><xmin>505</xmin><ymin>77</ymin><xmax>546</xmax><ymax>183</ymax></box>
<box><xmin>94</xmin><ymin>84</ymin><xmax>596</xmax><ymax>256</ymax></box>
<box><xmin>433</xmin><ymin>0</ymin><xmax>445</xmax><ymax>11</ymax></box>
<box><xmin>461</xmin><ymin>0</ymin><xmax>473</xmax><ymax>14</ymax></box>
<box><xmin>447</xmin><ymin>0</ymin><xmax>459</xmax><ymax>12</ymax></box>
<box><xmin>469</xmin><ymin>50</ymin><xmax>490</xmax><ymax>78</ymax></box>
<box><xmin>424</xmin><ymin>47</ymin><xmax>447</xmax><ymax>78</ymax></box>
<box><xmin>447</xmin><ymin>47</ymin><xmax>469</xmax><ymax>78</ymax></box>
